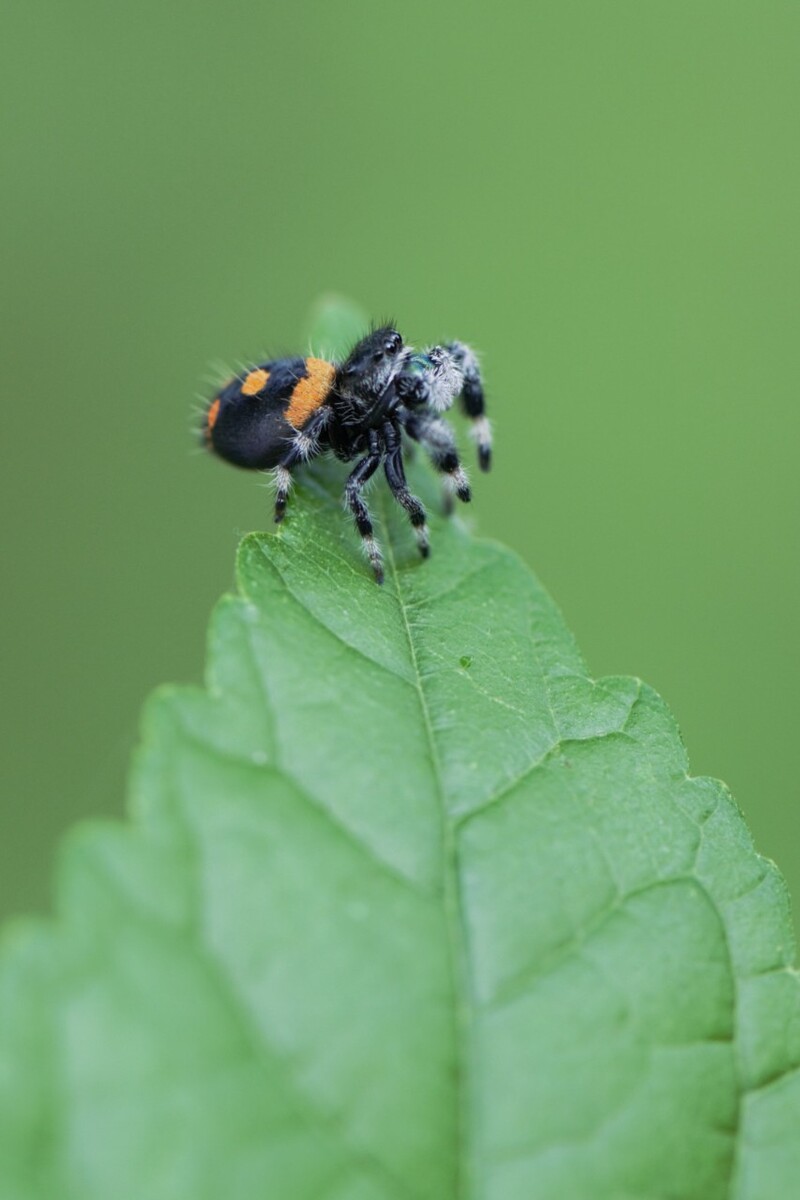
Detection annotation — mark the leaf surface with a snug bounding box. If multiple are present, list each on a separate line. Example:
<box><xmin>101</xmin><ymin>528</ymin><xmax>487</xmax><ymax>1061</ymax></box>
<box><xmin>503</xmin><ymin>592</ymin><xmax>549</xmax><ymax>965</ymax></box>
<box><xmin>1</xmin><ymin>301</ymin><xmax>799</xmax><ymax>1200</ymax></box>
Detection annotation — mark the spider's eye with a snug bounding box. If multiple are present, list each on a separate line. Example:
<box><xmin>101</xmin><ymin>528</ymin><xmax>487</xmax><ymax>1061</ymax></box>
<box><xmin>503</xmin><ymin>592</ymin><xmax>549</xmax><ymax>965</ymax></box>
<box><xmin>372</xmin><ymin>333</ymin><xmax>401</xmax><ymax>363</ymax></box>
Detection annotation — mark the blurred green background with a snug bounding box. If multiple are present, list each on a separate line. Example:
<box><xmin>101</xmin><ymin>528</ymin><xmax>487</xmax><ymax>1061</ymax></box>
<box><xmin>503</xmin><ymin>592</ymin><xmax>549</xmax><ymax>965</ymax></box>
<box><xmin>1</xmin><ymin>1</ymin><xmax>798</xmax><ymax>919</ymax></box>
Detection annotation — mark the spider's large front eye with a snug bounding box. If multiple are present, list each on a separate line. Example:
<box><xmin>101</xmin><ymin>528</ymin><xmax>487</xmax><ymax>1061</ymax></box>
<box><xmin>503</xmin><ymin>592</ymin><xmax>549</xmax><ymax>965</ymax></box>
<box><xmin>385</xmin><ymin>333</ymin><xmax>402</xmax><ymax>355</ymax></box>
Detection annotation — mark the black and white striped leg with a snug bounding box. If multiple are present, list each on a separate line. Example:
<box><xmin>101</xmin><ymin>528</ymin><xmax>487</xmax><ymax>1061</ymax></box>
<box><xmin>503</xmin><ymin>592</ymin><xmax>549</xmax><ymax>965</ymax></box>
<box><xmin>445</xmin><ymin>341</ymin><xmax>492</xmax><ymax>471</ymax></box>
<box><xmin>405</xmin><ymin>412</ymin><xmax>471</xmax><ymax>505</ymax></box>
<box><xmin>272</xmin><ymin>407</ymin><xmax>330</xmax><ymax>523</ymax></box>
<box><xmin>344</xmin><ymin>437</ymin><xmax>384</xmax><ymax>584</ymax></box>
<box><xmin>273</xmin><ymin>464</ymin><xmax>293</xmax><ymax>523</ymax></box>
<box><xmin>382</xmin><ymin>422</ymin><xmax>429</xmax><ymax>558</ymax></box>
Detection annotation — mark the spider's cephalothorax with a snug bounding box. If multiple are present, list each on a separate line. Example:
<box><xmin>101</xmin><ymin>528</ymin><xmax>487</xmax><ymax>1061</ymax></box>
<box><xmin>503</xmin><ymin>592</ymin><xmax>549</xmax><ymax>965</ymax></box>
<box><xmin>204</xmin><ymin>326</ymin><xmax>491</xmax><ymax>584</ymax></box>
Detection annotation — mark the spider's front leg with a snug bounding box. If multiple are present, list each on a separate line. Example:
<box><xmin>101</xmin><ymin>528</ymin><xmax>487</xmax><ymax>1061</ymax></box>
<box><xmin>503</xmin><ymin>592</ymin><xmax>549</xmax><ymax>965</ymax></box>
<box><xmin>445</xmin><ymin>341</ymin><xmax>492</xmax><ymax>471</ymax></box>
<box><xmin>402</xmin><ymin>409</ymin><xmax>471</xmax><ymax>507</ymax></box>
<box><xmin>382</xmin><ymin>422</ymin><xmax>429</xmax><ymax>559</ymax></box>
<box><xmin>344</xmin><ymin>429</ymin><xmax>385</xmax><ymax>584</ymax></box>
<box><xmin>272</xmin><ymin>407</ymin><xmax>330</xmax><ymax>523</ymax></box>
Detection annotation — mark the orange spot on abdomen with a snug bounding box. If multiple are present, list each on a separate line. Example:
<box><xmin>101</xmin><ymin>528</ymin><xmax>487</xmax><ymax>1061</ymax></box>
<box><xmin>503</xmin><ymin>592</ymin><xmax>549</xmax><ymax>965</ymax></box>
<box><xmin>206</xmin><ymin>397</ymin><xmax>221</xmax><ymax>439</ymax></box>
<box><xmin>286</xmin><ymin>358</ymin><xmax>335</xmax><ymax>428</ymax></box>
<box><xmin>241</xmin><ymin>368</ymin><xmax>270</xmax><ymax>396</ymax></box>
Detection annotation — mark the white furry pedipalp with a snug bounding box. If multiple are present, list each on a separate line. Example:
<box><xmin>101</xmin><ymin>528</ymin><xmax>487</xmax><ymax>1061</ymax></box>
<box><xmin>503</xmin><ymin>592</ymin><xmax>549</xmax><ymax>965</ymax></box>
<box><xmin>424</xmin><ymin>346</ymin><xmax>464</xmax><ymax>413</ymax></box>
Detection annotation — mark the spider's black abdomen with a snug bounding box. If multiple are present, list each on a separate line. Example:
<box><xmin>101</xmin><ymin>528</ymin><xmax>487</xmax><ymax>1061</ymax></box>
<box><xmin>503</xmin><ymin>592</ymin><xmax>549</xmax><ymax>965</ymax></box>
<box><xmin>205</xmin><ymin>356</ymin><xmax>335</xmax><ymax>469</ymax></box>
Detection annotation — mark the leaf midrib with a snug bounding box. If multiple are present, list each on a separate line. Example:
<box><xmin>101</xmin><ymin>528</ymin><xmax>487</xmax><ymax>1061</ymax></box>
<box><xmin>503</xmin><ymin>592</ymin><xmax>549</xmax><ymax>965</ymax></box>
<box><xmin>380</xmin><ymin>495</ymin><xmax>474</xmax><ymax>1200</ymax></box>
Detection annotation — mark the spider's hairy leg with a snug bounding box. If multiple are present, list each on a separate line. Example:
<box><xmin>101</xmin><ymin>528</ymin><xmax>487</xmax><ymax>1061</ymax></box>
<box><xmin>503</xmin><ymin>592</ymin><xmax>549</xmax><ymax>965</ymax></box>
<box><xmin>272</xmin><ymin>464</ymin><xmax>294</xmax><ymax>523</ymax></box>
<box><xmin>445</xmin><ymin>340</ymin><xmax>491</xmax><ymax>470</ymax></box>
<box><xmin>404</xmin><ymin>411</ymin><xmax>471</xmax><ymax>505</ymax></box>
<box><xmin>292</xmin><ymin>403</ymin><xmax>331</xmax><ymax>461</ymax></box>
<box><xmin>344</xmin><ymin>431</ymin><xmax>385</xmax><ymax>584</ymax></box>
<box><xmin>272</xmin><ymin>406</ymin><xmax>329</xmax><ymax>523</ymax></box>
<box><xmin>382</xmin><ymin>422</ymin><xmax>429</xmax><ymax>558</ymax></box>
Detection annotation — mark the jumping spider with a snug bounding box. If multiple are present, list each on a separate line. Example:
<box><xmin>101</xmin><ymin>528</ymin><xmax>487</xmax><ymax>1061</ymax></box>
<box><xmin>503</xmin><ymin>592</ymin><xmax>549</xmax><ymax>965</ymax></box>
<box><xmin>204</xmin><ymin>326</ymin><xmax>490</xmax><ymax>583</ymax></box>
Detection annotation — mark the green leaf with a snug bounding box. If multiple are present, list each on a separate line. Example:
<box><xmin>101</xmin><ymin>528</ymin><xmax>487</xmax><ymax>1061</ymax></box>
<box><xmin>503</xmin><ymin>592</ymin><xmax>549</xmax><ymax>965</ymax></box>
<box><xmin>2</xmin><ymin>300</ymin><xmax>799</xmax><ymax>1200</ymax></box>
